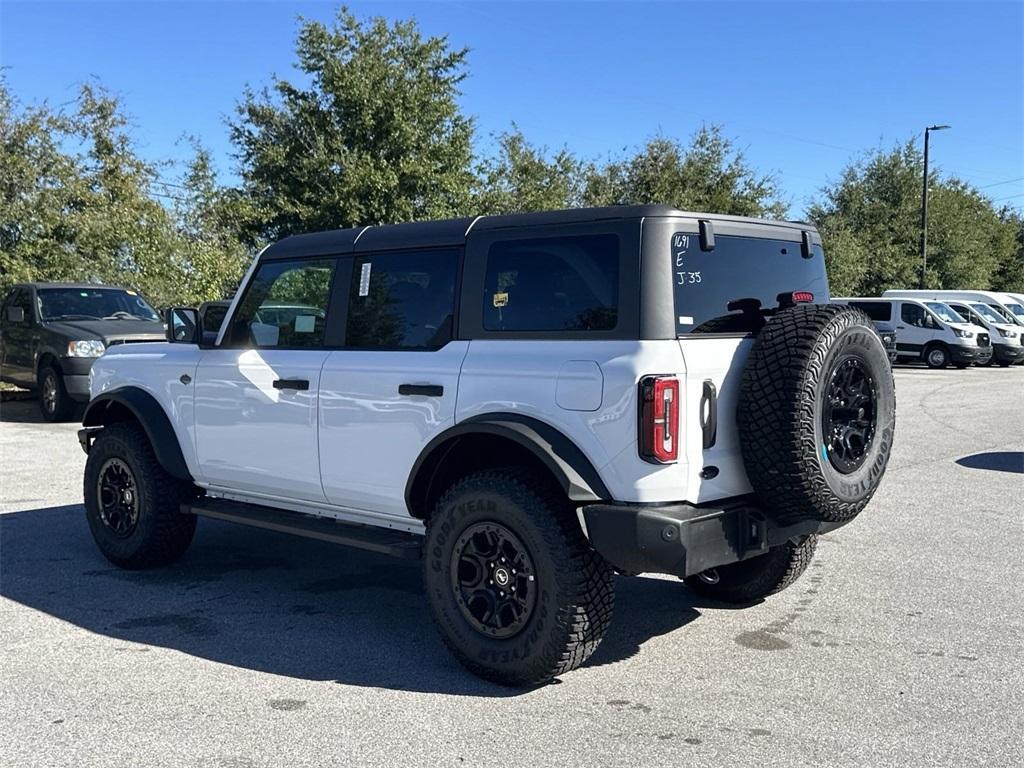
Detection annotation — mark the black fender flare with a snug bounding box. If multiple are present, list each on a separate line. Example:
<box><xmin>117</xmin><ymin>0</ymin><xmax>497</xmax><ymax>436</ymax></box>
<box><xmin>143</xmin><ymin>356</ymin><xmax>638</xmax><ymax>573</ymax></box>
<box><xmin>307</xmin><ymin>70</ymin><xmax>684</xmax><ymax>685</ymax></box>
<box><xmin>82</xmin><ymin>387</ymin><xmax>192</xmax><ymax>481</ymax></box>
<box><xmin>405</xmin><ymin>413</ymin><xmax>611</xmax><ymax>515</ymax></box>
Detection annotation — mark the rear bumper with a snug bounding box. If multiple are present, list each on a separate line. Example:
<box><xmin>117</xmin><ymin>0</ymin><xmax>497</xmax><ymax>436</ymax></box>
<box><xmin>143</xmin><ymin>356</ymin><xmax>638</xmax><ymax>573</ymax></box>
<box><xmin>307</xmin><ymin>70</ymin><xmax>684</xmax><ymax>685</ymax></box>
<box><xmin>582</xmin><ymin>498</ymin><xmax>844</xmax><ymax>578</ymax></box>
<box><xmin>994</xmin><ymin>344</ymin><xmax>1024</xmax><ymax>364</ymax></box>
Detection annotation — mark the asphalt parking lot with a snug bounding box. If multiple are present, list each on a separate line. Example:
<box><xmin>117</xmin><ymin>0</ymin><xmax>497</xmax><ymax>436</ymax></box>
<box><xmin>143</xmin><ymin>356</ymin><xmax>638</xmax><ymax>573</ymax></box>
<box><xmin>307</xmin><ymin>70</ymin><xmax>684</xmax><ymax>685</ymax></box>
<box><xmin>1</xmin><ymin>366</ymin><xmax>1022</xmax><ymax>768</ymax></box>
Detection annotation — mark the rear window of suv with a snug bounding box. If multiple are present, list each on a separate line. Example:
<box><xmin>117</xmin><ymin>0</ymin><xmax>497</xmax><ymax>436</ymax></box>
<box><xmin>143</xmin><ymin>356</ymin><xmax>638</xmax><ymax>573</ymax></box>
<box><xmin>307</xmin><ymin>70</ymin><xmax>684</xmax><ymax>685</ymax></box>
<box><xmin>482</xmin><ymin>234</ymin><xmax>619</xmax><ymax>332</ymax></box>
<box><xmin>673</xmin><ymin>233</ymin><xmax>828</xmax><ymax>335</ymax></box>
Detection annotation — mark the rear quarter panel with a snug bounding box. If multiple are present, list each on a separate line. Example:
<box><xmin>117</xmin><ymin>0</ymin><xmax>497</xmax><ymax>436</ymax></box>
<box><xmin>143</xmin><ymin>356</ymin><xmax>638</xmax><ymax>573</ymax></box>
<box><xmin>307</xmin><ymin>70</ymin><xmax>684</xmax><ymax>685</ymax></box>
<box><xmin>457</xmin><ymin>339</ymin><xmax>732</xmax><ymax>504</ymax></box>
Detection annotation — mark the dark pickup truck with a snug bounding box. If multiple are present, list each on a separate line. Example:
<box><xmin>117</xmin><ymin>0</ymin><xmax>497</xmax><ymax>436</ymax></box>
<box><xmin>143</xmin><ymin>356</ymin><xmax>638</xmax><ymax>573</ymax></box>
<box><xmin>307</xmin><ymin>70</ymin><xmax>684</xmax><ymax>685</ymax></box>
<box><xmin>0</xmin><ymin>283</ymin><xmax>166</xmax><ymax>420</ymax></box>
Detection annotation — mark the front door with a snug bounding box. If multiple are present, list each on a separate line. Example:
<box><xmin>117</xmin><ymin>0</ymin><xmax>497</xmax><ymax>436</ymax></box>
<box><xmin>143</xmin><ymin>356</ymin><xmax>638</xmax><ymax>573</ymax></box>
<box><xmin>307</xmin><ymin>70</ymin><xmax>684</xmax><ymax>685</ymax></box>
<box><xmin>318</xmin><ymin>248</ymin><xmax>465</xmax><ymax>521</ymax></box>
<box><xmin>0</xmin><ymin>288</ymin><xmax>38</xmax><ymax>386</ymax></box>
<box><xmin>194</xmin><ymin>257</ymin><xmax>339</xmax><ymax>503</ymax></box>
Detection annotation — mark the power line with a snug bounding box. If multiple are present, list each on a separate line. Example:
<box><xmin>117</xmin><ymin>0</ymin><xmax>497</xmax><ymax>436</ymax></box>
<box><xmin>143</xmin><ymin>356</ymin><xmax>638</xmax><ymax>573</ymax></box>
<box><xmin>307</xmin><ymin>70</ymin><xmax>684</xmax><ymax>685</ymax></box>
<box><xmin>977</xmin><ymin>176</ymin><xmax>1024</xmax><ymax>189</ymax></box>
<box><xmin>991</xmin><ymin>192</ymin><xmax>1024</xmax><ymax>201</ymax></box>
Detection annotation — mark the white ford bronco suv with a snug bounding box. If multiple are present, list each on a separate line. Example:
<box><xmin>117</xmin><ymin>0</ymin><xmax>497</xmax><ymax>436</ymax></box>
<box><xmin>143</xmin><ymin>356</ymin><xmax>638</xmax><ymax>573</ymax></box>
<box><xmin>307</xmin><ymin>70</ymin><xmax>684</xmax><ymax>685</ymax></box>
<box><xmin>78</xmin><ymin>206</ymin><xmax>895</xmax><ymax>686</ymax></box>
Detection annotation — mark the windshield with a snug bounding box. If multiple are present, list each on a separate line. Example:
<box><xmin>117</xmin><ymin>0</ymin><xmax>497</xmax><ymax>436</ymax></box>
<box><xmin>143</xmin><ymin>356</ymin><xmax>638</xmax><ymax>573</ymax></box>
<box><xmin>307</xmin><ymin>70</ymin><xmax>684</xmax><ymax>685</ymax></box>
<box><xmin>925</xmin><ymin>302</ymin><xmax>965</xmax><ymax>324</ymax></box>
<box><xmin>37</xmin><ymin>288</ymin><xmax>161</xmax><ymax>322</ymax></box>
<box><xmin>969</xmin><ymin>302</ymin><xmax>1004</xmax><ymax>323</ymax></box>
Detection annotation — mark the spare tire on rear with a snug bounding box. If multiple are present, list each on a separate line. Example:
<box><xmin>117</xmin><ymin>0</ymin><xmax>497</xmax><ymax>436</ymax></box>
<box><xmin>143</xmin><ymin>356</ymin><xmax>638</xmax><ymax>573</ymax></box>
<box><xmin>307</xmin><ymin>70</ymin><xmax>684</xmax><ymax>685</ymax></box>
<box><xmin>737</xmin><ymin>304</ymin><xmax>895</xmax><ymax>524</ymax></box>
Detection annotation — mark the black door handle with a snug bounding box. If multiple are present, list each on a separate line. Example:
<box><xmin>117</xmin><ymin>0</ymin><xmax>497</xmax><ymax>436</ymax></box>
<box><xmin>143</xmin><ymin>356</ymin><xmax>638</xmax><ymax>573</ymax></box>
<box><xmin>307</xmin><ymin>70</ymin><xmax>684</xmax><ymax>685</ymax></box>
<box><xmin>273</xmin><ymin>378</ymin><xmax>309</xmax><ymax>391</ymax></box>
<box><xmin>399</xmin><ymin>384</ymin><xmax>444</xmax><ymax>397</ymax></box>
<box><xmin>700</xmin><ymin>379</ymin><xmax>718</xmax><ymax>449</ymax></box>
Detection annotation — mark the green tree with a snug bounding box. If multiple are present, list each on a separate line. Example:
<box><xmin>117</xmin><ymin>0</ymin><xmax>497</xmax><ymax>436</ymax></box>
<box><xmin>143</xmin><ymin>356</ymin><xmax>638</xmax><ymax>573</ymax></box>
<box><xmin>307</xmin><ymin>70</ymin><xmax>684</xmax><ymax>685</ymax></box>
<box><xmin>582</xmin><ymin>126</ymin><xmax>787</xmax><ymax>218</ymax></box>
<box><xmin>230</xmin><ymin>7</ymin><xmax>475</xmax><ymax>243</ymax></box>
<box><xmin>810</xmin><ymin>141</ymin><xmax>1019</xmax><ymax>295</ymax></box>
<box><xmin>990</xmin><ymin>210</ymin><xmax>1023</xmax><ymax>293</ymax></box>
<box><xmin>69</xmin><ymin>84</ymin><xmax>182</xmax><ymax>306</ymax></box>
<box><xmin>0</xmin><ymin>80</ymin><xmax>89</xmax><ymax>289</ymax></box>
<box><xmin>0</xmin><ymin>81</ymin><xmax>182</xmax><ymax>304</ymax></box>
<box><xmin>472</xmin><ymin>128</ymin><xmax>583</xmax><ymax>214</ymax></box>
<box><xmin>171</xmin><ymin>140</ymin><xmax>253</xmax><ymax>304</ymax></box>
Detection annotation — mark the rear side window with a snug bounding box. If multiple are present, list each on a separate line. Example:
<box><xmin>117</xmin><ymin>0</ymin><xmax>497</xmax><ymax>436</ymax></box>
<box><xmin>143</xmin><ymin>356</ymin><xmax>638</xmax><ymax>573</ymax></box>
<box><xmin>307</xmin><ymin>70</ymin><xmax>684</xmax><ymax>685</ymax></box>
<box><xmin>673</xmin><ymin>234</ymin><xmax>828</xmax><ymax>335</ymax></box>
<box><xmin>850</xmin><ymin>301</ymin><xmax>892</xmax><ymax>322</ymax></box>
<box><xmin>230</xmin><ymin>258</ymin><xmax>336</xmax><ymax>348</ymax></box>
<box><xmin>482</xmin><ymin>234</ymin><xmax>619</xmax><ymax>332</ymax></box>
<box><xmin>346</xmin><ymin>250</ymin><xmax>458</xmax><ymax>349</ymax></box>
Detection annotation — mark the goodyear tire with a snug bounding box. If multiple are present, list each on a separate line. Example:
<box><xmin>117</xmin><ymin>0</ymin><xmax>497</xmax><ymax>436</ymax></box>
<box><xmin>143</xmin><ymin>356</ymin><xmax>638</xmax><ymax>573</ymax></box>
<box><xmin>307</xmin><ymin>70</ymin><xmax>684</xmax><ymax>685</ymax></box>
<box><xmin>738</xmin><ymin>304</ymin><xmax>895</xmax><ymax>524</ymax></box>
<box><xmin>423</xmin><ymin>469</ymin><xmax>614</xmax><ymax>687</ymax></box>
<box><xmin>685</xmin><ymin>535</ymin><xmax>817</xmax><ymax>603</ymax></box>
<box><xmin>84</xmin><ymin>423</ymin><xmax>198</xmax><ymax>569</ymax></box>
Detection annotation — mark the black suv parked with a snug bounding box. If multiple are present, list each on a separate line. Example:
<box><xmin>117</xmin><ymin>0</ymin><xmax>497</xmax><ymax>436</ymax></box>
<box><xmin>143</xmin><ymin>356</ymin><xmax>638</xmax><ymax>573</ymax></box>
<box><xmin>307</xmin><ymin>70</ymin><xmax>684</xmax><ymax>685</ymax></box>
<box><xmin>0</xmin><ymin>283</ymin><xmax>165</xmax><ymax>420</ymax></box>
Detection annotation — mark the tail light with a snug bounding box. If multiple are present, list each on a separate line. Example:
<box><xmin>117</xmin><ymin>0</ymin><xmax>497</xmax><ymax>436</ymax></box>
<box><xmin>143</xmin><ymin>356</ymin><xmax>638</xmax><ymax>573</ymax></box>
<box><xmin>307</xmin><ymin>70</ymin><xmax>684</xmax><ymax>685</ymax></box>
<box><xmin>639</xmin><ymin>375</ymin><xmax>679</xmax><ymax>464</ymax></box>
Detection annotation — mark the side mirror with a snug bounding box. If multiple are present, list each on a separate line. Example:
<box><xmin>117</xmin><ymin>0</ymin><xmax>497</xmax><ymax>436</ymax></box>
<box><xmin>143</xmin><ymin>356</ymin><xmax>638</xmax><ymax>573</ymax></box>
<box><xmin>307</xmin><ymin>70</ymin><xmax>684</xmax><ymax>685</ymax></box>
<box><xmin>5</xmin><ymin>306</ymin><xmax>25</xmax><ymax>323</ymax></box>
<box><xmin>165</xmin><ymin>307</ymin><xmax>200</xmax><ymax>344</ymax></box>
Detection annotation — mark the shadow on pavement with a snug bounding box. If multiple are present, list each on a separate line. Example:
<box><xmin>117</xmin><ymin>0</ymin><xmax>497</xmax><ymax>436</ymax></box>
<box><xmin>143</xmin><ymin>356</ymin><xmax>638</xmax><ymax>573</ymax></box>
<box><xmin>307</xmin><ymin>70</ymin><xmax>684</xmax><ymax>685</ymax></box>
<box><xmin>955</xmin><ymin>451</ymin><xmax>1024</xmax><ymax>474</ymax></box>
<box><xmin>0</xmin><ymin>398</ymin><xmax>45</xmax><ymax>423</ymax></box>
<box><xmin>1</xmin><ymin>504</ymin><xmax>708</xmax><ymax>696</ymax></box>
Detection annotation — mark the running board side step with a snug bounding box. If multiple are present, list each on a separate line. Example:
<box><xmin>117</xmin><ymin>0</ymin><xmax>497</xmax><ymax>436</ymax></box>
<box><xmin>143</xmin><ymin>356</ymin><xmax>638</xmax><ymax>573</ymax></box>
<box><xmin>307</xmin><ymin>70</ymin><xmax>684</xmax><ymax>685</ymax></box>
<box><xmin>181</xmin><ymin>498</ymin><xmax>422</xmax><ymax>560</ymax></box>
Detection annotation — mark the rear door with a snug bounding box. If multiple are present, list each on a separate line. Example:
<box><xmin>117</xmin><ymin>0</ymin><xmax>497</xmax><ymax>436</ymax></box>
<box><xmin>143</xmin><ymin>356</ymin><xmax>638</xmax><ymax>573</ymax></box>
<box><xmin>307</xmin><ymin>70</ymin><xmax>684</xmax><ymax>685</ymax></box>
<box><xmin>672</xmin><ymin>228</ymin><xmax>830</xmax><ymax>501</ymax></box>
<box><xmin>318</xmin><ymin>248</ymin><xmax>466</xmax><ymax>522</ymax></box>
<box><xmin>193</xmin><ymin>257</ymin><xmax>339</xmax><ymax>502</ymax></box>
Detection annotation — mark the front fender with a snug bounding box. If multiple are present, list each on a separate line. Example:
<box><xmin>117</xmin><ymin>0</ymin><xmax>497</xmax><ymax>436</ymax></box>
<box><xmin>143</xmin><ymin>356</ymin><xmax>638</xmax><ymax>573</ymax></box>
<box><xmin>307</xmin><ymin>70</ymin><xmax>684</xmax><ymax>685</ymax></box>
<box><xmin>82</xmin><ymin>387</ymin><xmax>191</xmax><ymax>481</ymax></box>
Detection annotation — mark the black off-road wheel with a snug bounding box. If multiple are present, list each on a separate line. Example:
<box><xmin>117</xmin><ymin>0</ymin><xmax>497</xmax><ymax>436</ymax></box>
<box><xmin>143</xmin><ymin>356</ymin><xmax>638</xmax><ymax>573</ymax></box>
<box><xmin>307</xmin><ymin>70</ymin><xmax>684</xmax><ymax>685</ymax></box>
<box><xmin>38</xmin><ymin>364</ymin><xmax>73</xmax><ymax>422</ymax></box>
<box><xmin>423</xmin><ymin>469</ymin><xmax>614</xmax><ymax>687</ymax></box>
<box><xmin>84</xmin><ymin>423</ymin><xmax>198</xmax><ymax>569</ymax></box>
<box><xmin>685</xmin><ymin>536</ymin><xmax>818</xmax><ymax>603</ymax></box>
<box><xmin>738</xmin><ymin>304</ymin><xmax>896</xmax><ymax>524</ymax></box>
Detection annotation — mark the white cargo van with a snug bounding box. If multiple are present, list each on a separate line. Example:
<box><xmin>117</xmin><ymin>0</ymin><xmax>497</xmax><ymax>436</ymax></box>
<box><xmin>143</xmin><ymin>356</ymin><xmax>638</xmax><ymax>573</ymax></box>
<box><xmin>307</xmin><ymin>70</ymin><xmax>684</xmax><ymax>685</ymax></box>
<box><xmin>882</xmin><ymin>291</ymin><xmax>1022</xmax><ymax>367</ymax></box>
<box><xmin>882</xmin><ymin>290</ymin><xmax>1024</xmax><ymax>366</ymax></box>
<box><xmin>833</xmin><ymin>297</ymin><xmax>989</xmax><ymax>368</ymax></box>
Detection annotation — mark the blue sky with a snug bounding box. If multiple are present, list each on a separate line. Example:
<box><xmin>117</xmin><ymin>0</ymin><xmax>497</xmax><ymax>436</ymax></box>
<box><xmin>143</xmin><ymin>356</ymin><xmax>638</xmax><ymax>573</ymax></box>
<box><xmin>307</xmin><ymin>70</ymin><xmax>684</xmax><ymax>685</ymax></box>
<box><xmin>2</xmin><ymin>0</ymin><xmax>1022</xmax><ymax>216</ymax></box>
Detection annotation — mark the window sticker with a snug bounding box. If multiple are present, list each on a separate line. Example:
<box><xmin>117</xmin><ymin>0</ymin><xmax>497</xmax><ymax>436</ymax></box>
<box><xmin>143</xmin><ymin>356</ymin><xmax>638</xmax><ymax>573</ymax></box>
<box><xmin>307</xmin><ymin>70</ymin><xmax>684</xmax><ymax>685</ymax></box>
<box><xmin>294</xmin><ymin>315</ymin><xmax>316</xmax><ymax>333</ymax></box>
<box><xmin>359</xmin><ymin>263</ymin><xmax>372</xmax><ymax>297</ymax></box>
<box><xmin>678</xmin><ymin>315</ymin><xmax>694</xmax><ymax>325</ymax></box>
<box><xmin>493</xmin><ymin>292</ymin><xmax>509</xmax><ymax>308</ymax></box>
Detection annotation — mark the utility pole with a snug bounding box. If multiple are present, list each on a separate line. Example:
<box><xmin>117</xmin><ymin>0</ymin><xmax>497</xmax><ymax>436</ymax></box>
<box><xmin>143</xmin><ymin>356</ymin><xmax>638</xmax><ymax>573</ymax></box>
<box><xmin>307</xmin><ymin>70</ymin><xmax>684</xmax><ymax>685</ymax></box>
<box><xmin>920</xmin><ymin>124</ymin><xmax>951</xmax><ymax>289</ymax></box>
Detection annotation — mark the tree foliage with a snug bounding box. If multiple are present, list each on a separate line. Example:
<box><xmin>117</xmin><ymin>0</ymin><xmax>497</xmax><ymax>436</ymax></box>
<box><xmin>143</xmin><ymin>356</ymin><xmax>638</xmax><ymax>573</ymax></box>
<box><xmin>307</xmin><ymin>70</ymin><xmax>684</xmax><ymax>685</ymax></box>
<box><xmin>582</xmin><ymin>127</ymin><xmax>787</xmax><ymax>218</ymax></box>
<box><xmin>3</xmin><ymin>7</ymin><xmax>1020</xmax><ymax>310</ymax></box>
<box><xmin>809</xmin><ymin>142</ymin><xmax>1019</xmax><ymax>296</ymax></box>
<box><xmin>472</xmin><ymin>128</ymin><xmax>583</xmax><ymax>214</ymax></box>
<box><xmin>229</xmin><ymin>8</ymin><xmax>475</xmax><ymax>243</ymax></box>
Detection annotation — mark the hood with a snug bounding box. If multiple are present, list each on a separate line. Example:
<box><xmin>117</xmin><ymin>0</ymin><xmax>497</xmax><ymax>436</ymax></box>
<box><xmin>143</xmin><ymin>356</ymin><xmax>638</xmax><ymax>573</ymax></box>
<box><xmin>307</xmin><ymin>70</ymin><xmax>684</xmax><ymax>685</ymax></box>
<box><xmin>44</xmin><ymin>318</ymin><xmax>166</xmax><ymax>343</ymax></box>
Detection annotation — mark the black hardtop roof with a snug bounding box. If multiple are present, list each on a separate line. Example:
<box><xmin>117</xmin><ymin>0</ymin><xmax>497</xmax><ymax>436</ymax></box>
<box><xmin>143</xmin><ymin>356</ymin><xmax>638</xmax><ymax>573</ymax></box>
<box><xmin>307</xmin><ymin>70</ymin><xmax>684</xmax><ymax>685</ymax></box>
<box><xmin>260</xmin><ymin>205</ymin><xmax>818</xmax><ymax>260</ymax></box>
<box><xmin>13</xmin><ymin>282</ymin><xmax>134</xmax><ymax>292</ymax></box>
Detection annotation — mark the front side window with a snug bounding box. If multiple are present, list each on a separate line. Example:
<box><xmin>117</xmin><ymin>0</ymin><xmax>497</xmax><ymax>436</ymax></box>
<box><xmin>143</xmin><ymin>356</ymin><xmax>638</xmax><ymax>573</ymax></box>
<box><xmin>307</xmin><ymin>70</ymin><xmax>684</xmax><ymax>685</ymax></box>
<box><xmin>230</xmin><ymin>259</ymin><xmax>335</xmax><ymax>348</ymax></box>
<box><xmin>35</xmin><ymin>288</ymin><xmax>159</xmax><ymax>322</ymax></box>
<box><xmin>673</xmin><ymin>234</ymin><xmax>829</xmax><ymax>335</ymax></box>
<box><xmin>900</xmin><ymin>303</ymin><xmax>928</xmax><ymax>327</ymax></box>
<box><xmin>482</xmin><ymin>234</ymin><xmax>619</xmax><ymax>332</ymax></box>
<box><xmin>346</xmin><ymin>250</ymin><xmax>459</xmax><ymax>349</ymax></box>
